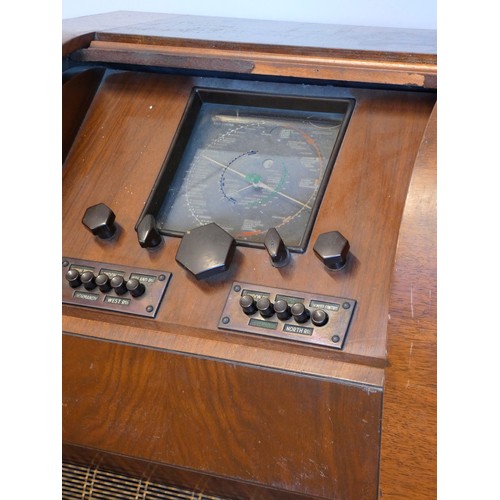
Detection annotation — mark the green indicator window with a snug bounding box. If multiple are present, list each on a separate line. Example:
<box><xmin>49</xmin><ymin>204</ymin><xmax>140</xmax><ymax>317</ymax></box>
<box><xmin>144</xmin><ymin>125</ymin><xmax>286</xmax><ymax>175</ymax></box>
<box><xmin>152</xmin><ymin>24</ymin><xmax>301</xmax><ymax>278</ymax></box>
<box><xmin>248</xmin><ymin>318</ymin><xmax>278</xmax><ymax>330</ymax></box>
<box><xmin>100</xmin><ymin>269</ymin><xmax>125</xmax><ymax>278</ymax></box>
<box><xmin>275</xmin><ymin>294</ymin><xmax>304</xmax><ymax>305</ymax></box>
<box><xmin>242</xmin><ymin>289</ymin><xmax>270</xmax><ymax>300</ymax></box>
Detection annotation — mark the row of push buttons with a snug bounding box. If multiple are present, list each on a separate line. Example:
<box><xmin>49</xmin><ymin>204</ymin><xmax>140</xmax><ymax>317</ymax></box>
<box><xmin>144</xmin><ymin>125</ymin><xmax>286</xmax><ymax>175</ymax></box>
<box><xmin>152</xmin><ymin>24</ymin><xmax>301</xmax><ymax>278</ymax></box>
<box><xmin>239</xmin><ymin>295</ymin><xmax>329</xmax><ymax>327</ymax></box>
<box><xmin>65</xmin><ymin>269</ymin><xmax>145</xmax><ymax>298</ymax></box>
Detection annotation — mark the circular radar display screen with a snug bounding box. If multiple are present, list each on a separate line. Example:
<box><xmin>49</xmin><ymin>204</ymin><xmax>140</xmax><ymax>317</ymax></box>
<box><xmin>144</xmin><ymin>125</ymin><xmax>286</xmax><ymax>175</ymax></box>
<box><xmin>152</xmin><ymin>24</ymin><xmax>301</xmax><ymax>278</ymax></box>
<box><xmin>151</xmin><ymin>89</ymin><xmax>353</xmax><ymax>251</ymax></box>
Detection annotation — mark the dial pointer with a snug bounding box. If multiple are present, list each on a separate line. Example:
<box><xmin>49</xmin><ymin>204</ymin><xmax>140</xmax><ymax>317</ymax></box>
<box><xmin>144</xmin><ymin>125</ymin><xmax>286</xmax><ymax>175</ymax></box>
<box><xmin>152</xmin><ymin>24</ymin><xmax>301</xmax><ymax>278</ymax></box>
<box><xmin>256</xmin><ymin>181</ymin><xmax>312</xmax><ymax>210</ymax></box>
<box><xmin>203</xmin><ymin>154</ymin><xmax>311</xmax><ymax>210</ymax></box>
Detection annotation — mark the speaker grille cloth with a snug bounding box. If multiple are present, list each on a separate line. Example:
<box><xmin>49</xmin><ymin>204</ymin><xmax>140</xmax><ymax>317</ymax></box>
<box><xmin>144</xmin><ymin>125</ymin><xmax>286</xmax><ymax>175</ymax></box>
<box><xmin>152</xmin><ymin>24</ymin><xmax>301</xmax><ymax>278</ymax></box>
<box><xmin>62</xmin><ymin>461</ymin><xmax>230</xmax><ymax>500</ymax></box>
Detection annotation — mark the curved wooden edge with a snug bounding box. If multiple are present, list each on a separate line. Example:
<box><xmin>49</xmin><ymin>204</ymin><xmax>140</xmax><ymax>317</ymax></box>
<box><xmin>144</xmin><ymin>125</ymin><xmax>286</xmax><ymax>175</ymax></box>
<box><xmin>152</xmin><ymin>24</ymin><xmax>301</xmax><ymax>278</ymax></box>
<box><xmin>62</xmin><ymin>11</ymin><xmax>181</xmax><ymax>55</ymax></box>
<box><xmin>379</xmin><ymin>103</ymin><xmax>437</xmax><ymax>498</ymax></box>
<box><xmin>62</xmin><ymin>12</ymin><xmax>436</xmax><ymax>88</ymax></box>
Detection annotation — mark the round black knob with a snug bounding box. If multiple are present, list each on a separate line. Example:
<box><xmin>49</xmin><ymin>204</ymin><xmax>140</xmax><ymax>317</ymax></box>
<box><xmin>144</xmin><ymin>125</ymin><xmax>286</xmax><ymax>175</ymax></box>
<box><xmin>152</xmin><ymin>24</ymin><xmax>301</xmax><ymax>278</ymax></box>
<box><xmin>256</xmin><ymin>297</ymin><xmax>274</xmax><ymax>318</ymax></box>
<box><xmin>80</xmin><ymin>271</ymin><xmax>96</xmax><ymax>291</ymax></box>
<box><xmin>291</xmin><ymin>302</ymin><xmax>310</xmax><ymax>324</ymax></box>
<box><xmin>65</xmin><ymin>269</ymin><xmax>81</xmax><ymax>288</ymax></box>
<box><xmin>110</xmin><ymin>275</ymin><xmax>127</xmax><ymax>295</ymax></box>
<box><xmin>137</xmin><ymin>214</ymin><xmax>162</xmax><ymax>249</ymax></box>
<box><xmin>264</xmin><ymin>228</ymin><xmax>290</xmax><ymax>268</ymax></box>
<box><xmin>239</xmin><ymin>294</ymin><xmax>257</xmax><ymax>315</ymax></box>
<box><xmin>82</xmin><ymin>203</ymin><xmax>116</xmax><ymax>239</ymax></box>
<box><xmin>95</xmin><ymin>274</ymin><xmax>112</xmax><ymax>293</ymax></box>
<box><xmin>313</xmin><ymin>231</ymin><xmax>350</xmax><ymax>271</ymax></box>
<box><xmin>311</xmin><ymin>309</ymin><xmax>329</xmax><ymax>327</ymax></box>
<box><xmin>126</xmin><ymin>278</ymin><xmax>145</xmax><ymax>298</ymax></box>
<box><xmin>274</xmin><ymin>299</ymin><xmax>292</xmax><ymax>321</ymax></box>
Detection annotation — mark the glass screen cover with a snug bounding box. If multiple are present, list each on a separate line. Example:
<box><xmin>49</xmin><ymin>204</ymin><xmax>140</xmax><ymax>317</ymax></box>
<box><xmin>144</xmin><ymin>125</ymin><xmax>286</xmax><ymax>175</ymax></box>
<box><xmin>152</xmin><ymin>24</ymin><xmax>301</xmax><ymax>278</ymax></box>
<box><xmin>153</xmin><ymin>89</ymin><xmax>353</xmax><ymax>251</ymax></box>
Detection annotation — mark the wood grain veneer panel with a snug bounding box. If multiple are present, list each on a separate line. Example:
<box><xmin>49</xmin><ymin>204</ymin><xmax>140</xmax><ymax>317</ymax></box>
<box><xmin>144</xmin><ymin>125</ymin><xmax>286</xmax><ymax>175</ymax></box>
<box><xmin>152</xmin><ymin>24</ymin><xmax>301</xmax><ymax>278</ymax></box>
<box><xmin>63</xmin><ymin>333</ymin><xmax>382</xmax><ymax>499</ymax></box>
<box><xmin>378</xmin><ymin>105</ymin><xmax>437</xmax><ymax>498</ymax></box>
<box><xmin>62</xmin><ymin>70</ymin><xmax>435</xmax><ymax>366</ymax></box>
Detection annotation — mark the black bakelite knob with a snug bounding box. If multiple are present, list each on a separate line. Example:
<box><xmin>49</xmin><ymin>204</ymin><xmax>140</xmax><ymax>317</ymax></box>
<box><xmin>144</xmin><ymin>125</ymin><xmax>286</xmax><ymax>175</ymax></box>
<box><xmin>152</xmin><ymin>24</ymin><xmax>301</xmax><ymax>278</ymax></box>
<box><xmin>110</xmin><ymin>275</ymin><xmax>127</xmax><ymax>295</ymax></box>
<box><xmin>291</xmin><ymin>302</ymin><xmax>310</xmax><ymax>324</ymax></box>
<box><xmin>175</xmin><ymin>223</ymin><xmax>236</xmax><ymax>280</ymax></box>
<box><xmin>311</xmin><ymin>309</ymin><xmax>329</xmax><ymax>327</ymax></box>
<box><xmin>82</xmin><ymin>203</ymin><xmax>116</xmax><ymax>239</ymax></box>
<box><xmin>264</xmin><ymin>228</ymin><xmax>290</xmax><ymax>268</ymax></box>
<box><xmin>65</xmin><ymin>269</ymin><xmax>81</xmax><ymax>288</ymax></box>
<box><xmin>239</xmin><ymin>294</ymin><xmax>257</xmax><ymax>315</ymax></box>
<box><xmin>274</xmin><ymin>299</ymin><xmax>292</xmax><ymax>321</ymax></box>
<box><xmin>313</xmin><ymin>231</ymin><xmax>350</xmax><ymax>271</ymax></box>
<box><xmin>95</xmin><ymin>274</ymin><xmax>112</xmax><ymax>293</ymax></box>
<box><xmin>80</xmin><ymin>271</ymin><xmax>96</xmax><ymax>291</ymax></box>
<box><xmin>137</xmin><ymin>214</ymin><xmax>162</xmax><ymax>249</ymax></box>
<box><xmin>256</xmin><ymin>297</ymin><xmax>274</xmax><ymax>318</ymax></box>
<box><xmin>126</xmin><ymin>278</ymin><xmax>145</xmax><ymax>298</ymax></box>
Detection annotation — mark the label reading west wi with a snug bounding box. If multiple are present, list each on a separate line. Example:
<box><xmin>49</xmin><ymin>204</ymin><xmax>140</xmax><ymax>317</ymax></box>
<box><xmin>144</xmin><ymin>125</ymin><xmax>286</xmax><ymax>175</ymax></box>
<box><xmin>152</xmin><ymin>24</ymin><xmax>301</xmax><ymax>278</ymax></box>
<box><xmin>104</xmin><ymin>295</ymin><xmax>131</xmax><ymax>306</ymax></box>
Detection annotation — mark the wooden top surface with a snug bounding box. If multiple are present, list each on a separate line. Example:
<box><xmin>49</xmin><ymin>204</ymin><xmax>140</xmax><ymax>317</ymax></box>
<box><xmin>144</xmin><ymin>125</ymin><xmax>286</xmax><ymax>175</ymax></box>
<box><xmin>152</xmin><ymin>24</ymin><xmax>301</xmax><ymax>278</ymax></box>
<box><xmin>63</xmin><ymin>11</ymin><xmax>436</xmax><ymax>57</ymax></box>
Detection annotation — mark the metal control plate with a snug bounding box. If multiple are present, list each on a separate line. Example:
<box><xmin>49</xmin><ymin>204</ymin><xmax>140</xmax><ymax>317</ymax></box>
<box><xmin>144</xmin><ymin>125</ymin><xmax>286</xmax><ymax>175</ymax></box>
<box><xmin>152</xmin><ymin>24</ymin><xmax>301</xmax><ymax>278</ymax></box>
<box><xmin>218</xmin><ymin>281</ymin><xmax>356</xmax><ymax>349</ymax></box>
<box><xmin>62</xmin><ymin>257</ymin><xmax>171</xmax><ymax>318</ymax></box>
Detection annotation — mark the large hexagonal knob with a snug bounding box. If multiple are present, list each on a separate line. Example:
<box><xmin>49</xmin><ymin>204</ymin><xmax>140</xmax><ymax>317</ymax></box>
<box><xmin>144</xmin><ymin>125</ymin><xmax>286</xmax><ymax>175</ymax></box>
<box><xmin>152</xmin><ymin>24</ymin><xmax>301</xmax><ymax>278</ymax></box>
<box><xmin>175</xmin><ymin>223</ymin><xmax>236</xmax><ymax>280</ymax></box>
<box><xmin>82</xmin><ymin>203</ymin><xmax>116</xmax><ymax>239</ymax></box>
<box><xmin>313</xmin><ymin>230</ymin><xmax>350</xmax><ymax>271</ymax></box>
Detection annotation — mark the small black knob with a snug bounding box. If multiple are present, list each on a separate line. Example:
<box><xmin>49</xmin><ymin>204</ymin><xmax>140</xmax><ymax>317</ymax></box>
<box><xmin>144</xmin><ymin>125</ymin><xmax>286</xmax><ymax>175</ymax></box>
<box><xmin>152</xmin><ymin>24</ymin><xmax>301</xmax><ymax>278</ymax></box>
<box><xmin>126</xmin><ymin>278</ymin><xmax>145</xmax><ymax>298</ymax></box>
<box><xmin>82</xmin><ymin>203</ymin><xmax>116</xmax><ymax>239</ymax></box>
<box><xmin>80</xmin><ymin>271</ymin><xmax>96</xmax><ymax>291</ymax></box>
<box><xmin>137</xmin><ymin>214</ymin><xmax>162</xmax><ymax>248</ymax></box>
<box><xmin>239</xmin><ymin>294</ymin><xmax>257</xmax><ymax>315</ymax></box>
<box><xmin>311</xmin><ymin>309</ymin><xmax>329</xmax><ymax>327</ymax></box>
<box><xmin>274</xmin><ymin>299</ymin><xmax>292</xmax><ymax>321</ymax></box>
<box><xmin>256</xmin><ymin>297</ymin><xmax>274</xmax><ymax>318</ymax></box>
<box><xmin>291</xmin><ymin>302</ymin><xmax>310</xmax><ymax>324</ymax></box>
<box><xmin>65</xmin><ymin>269</ymin><xmax>81</xmax><ymax>288</ymax></box>
<box><xmin>95</xmin><ymin>274</ymin><xmax>112</xmax><ymax>293</ymax></box>
<box><xmin>313</xmin><ymin>231</ymin><xmax>350</xmax><ymax>271</ymax></box>
<box><xmin>110</xmin><ymin>275</ymin><xmax>127</xmax><ymax>295</ymax></box>
<box><xmin>264</xmin><ymin>228</ymin><xmax>290</xmax><ymax>268</ymax></box>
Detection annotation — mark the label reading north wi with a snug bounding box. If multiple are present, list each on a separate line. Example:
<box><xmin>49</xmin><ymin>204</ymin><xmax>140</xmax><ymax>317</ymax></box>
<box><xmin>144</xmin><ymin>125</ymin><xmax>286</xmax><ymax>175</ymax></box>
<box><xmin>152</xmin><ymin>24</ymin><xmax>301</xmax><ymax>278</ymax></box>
<box><xmin>283</xmin><ymin>324</ymin><xmax>314</xmax><ymax>336</ymax></box>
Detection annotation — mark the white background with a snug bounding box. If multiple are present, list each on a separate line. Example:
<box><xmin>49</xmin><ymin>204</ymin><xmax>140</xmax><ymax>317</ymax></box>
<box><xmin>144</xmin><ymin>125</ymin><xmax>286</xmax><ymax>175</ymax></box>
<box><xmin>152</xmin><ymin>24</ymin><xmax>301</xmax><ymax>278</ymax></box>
<box><xmin>62</xmin><ymin>0</ymin><xmax>436</xmax><ymax>30</ymax></box>
<box><xmin>2</xmin><ymin>2</ymin><xmax>498</xmax><ymax>500</ymax></box>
